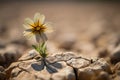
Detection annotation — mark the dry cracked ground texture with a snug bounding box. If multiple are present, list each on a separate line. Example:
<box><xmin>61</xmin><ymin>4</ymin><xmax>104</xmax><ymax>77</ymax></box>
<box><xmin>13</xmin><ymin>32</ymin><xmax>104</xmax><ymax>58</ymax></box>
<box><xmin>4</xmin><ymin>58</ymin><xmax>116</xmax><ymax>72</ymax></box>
<box><xmin>0</xmin><ymin>1</ymin><xmax>120</xmax><ymax>80</ymax></box>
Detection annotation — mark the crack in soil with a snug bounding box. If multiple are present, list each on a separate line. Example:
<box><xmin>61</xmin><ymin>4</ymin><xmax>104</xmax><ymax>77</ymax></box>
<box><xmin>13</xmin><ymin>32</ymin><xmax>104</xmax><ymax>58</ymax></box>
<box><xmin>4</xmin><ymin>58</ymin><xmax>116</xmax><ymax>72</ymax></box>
<box><xmin>73</xmin><ymin>67</ymin><xmax>78</xmax><ymax>80</ymax></box>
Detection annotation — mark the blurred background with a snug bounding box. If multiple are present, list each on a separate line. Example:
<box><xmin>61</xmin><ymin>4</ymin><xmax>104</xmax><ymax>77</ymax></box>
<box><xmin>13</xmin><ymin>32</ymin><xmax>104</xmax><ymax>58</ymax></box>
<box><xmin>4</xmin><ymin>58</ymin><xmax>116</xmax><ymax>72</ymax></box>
<box><xmin>0</xmin><ymin>0</ymin><xmax>120</xmax><ymax>67</ymax></box>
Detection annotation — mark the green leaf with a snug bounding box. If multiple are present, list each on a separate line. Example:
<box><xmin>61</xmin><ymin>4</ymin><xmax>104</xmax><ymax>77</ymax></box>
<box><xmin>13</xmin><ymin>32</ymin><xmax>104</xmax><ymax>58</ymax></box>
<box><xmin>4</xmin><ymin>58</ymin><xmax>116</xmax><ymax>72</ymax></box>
<box><xmin>32</xmin><ymin>45</ymin><xmax>40</xmax><ymax>52</ymax></box>
<box><xmin>32</xmin><ymin>45</ymin><xmax>37</xmax><ymax>50</ymax></box>
<box><xmin>36</xmin><ymin>42</ymin><xmax>48</xmax><ymax>58</ymax></box>
<box><xmin>43</xmin><ymin>46</ymin><xmax>47</xmax><ymax>53</ymax></box>
<box><xmin>40</xmin><ymin>42</ymin><xmax>45</xmax><ymax>48</ymax></box>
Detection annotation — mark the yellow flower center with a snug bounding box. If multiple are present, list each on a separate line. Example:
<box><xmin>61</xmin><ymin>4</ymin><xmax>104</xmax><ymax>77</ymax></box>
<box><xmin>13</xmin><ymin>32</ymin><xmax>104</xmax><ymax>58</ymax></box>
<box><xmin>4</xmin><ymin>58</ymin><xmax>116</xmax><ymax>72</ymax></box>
<box><xmin>32</xmin><ymin>25</ymin><xmax>46</xmax><ymax>34</ymax></box>
<box><xmin>36</xmin><ymin>27</ymin><xmax>40</xmax><ymax>30</ymax></box>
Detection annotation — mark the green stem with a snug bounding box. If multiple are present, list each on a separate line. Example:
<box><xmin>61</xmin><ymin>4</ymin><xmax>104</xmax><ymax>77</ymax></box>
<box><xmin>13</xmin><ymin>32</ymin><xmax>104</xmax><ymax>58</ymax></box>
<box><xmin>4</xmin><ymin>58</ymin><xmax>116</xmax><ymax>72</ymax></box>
<box><xmin>38</xmin><ymin>42</ymin><xmax>47</xmax><ymax>58</ymax></box>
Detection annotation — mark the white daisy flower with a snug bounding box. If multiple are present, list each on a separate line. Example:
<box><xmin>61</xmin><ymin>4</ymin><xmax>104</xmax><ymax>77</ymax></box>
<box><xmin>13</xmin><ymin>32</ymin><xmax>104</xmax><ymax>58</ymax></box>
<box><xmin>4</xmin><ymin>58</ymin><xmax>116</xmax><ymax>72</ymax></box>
<box><xmin>23</xmin><ymin>13</ymin><xmax>53</xmax><ymax>42</ymax></box>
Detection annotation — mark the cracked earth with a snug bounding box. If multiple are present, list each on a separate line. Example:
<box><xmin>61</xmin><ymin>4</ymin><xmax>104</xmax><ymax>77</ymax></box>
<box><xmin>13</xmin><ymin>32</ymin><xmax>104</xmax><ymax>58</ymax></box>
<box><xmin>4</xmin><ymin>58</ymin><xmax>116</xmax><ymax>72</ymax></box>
<box><xmin>0</xmin><ymin>1</ymin><xmax>120</xmax><ymax>80</ymax></box>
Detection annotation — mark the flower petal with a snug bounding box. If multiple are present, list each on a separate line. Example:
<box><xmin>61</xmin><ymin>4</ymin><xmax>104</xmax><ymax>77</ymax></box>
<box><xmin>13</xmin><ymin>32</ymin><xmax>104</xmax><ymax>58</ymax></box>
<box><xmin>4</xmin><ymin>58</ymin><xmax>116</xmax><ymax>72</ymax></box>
<box><xmin>35</xmin><ymin>33</ymin><xmax>41</xmax><ymax>43</ymax></box>
<box><xmin>43</xmin><ymin>23</ymin><xmax>53</xmax><ymax>33</ymax></box>
<box><xmin>23</xmin><ymin>31</ymin><xmax>34</xmax><ymax>39</ymax></box>
<box><xmin>35</xmin><ymin>33</ymin><xmax>47</xmax><ymax>43</ymax></box>
<box><xmin>41</xmin><ymin>33</ymin><xmax>48</xmax><ymax>42</ymax></box>
<box><xmin>39</xmin><ymin>14</ymin><xmax>45</xmax><ymax>25</ymax></box>
<box><xmin>34</xmin><ymin>13</ymin><xmax>40</xmax><ymax>26</ymax></box>
<box><xmin>25</xmin><ymin>29</ymin><xmax>33</xmax><ymax>32</ymax></box>
<box><xmin>34</xmin><ymin>13</ymin><xmax>45</xmax><ymax>26</ymax></box>
<box><xmin>23</xmin><ymin>24</ymin><xmax>33</xmax><ymax>29</ymax></box>
<box><xmin>25</xmin><ymin>18</ymin><xmax>34</xmax><ymax>26</ymax></box>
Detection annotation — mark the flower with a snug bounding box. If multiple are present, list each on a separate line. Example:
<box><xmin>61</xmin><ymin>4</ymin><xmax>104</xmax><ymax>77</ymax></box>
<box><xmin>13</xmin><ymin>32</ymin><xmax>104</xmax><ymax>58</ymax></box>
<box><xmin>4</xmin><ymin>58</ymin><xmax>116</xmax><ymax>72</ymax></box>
<box><xmin>23</xmin><ymin>13</ymin><xmax>53</xmax><ymax>42</ymax></box>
